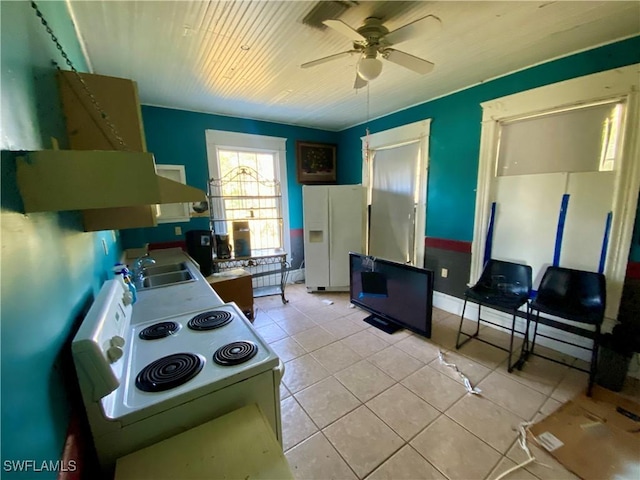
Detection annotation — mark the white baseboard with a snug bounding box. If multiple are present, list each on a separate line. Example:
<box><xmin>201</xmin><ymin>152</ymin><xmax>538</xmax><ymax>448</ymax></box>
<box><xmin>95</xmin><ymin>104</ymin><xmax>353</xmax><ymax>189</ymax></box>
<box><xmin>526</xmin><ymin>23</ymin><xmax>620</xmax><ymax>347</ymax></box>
<box><xmin>306</xmin><ymin>285</ymin><xmax>350</xmax><ymax>292</ymax></box>
<box><xmin>432</xmin><ymin>291</ymin><xmax>622</xmax><ymax>366</ymax></box>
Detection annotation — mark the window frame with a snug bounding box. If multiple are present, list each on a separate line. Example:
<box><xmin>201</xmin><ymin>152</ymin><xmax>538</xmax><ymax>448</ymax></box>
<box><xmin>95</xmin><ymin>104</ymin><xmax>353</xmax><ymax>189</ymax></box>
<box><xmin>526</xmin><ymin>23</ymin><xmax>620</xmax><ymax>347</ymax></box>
<box><xmin>205</xmin><ymin>130</ymin><xmax>290</xmax><ymax>257</ymax></box>
<box><xmin>155</xmin><ymin>164</ymin><xmax>191</xmax><ymax>223</ymax></box>
<box><xmin>473</xmin><ymin>64</ymin><xmax>640</xmax><ymax>320</ymax></box>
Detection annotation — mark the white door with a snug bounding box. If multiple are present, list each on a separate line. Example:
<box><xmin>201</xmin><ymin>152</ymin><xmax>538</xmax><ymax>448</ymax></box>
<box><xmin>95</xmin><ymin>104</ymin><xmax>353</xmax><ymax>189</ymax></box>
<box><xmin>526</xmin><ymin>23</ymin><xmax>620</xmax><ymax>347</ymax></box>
<box><xmin>303</xmin><ymin>186</ymin><xmax>329</xmax><ymax>287</ymax></box>
<box><xmin>328</xmin><ymin>186</ymin><xmax>365</xmax><ymax>286</ymax></box>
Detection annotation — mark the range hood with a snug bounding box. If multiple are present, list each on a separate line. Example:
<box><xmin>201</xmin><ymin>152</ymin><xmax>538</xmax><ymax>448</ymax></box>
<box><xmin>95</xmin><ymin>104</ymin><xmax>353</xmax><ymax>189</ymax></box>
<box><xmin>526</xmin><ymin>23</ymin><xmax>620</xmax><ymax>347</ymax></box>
<box><xmin>16</xmin><ymin>149</ymin><xmax>205</xmax><ymax>213</ymax></box>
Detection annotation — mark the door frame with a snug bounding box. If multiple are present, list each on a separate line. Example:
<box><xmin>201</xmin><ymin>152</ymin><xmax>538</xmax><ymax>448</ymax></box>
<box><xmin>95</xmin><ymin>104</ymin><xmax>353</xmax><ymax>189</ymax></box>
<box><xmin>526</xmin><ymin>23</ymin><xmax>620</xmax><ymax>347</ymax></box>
<box><xmin>472</xmin><ymin>64</ymin><xmax>640</xmax><ymax>319</ymax></box>
<box><xmin>361</xmin><ymin>119</ymin><xmax>431</xmax><ymax>267</ymax></box>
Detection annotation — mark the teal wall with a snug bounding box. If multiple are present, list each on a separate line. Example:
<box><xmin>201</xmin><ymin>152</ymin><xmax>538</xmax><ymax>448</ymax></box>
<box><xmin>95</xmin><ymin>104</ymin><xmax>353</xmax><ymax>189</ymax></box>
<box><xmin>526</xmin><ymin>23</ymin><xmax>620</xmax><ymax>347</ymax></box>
<box><xmin>120</xmin><ymin>106</ymin><xmax>339</xmax><ymax>248</ymax></box>
<box><xmin>127</xmin><ymin>37</ymin><xmax>640</xmax><ymax>262</ymax></box>
<box><xmin>1</xmin><ymin>1</ymin><xmax>121</xmax><ymax>476</ymax></box>
<box><xmin>338</xmin><ymin>36</ymin><xmax>640</xmax><ymax>248</ymax></box>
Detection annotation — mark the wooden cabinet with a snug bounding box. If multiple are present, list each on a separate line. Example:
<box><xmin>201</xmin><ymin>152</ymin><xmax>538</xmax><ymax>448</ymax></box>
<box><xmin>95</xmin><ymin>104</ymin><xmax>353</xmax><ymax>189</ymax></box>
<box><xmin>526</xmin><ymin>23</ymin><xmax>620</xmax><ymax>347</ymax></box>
<box><xmin>58</xmin><ymin>70</ymin><xmax>147</xmax><ymax>152</ymax></box>
<box><xmin>207</xmin><ymin>270</ymin><xmax>254</xmax><ymax>321</ymax></box>
<box><xmin>16</xmin><ymin>150</ymin><xmax>204</xmax><ymax>213</ymax></box>
<box><xmin>39</xmin><ymin>70</ymin><xmax>206</xmax><ymax>231</ymax></box>
<box><xmin>57</xmin><ymin>70</ymin><xmax>156</xmax><ymax>231</ymax></box>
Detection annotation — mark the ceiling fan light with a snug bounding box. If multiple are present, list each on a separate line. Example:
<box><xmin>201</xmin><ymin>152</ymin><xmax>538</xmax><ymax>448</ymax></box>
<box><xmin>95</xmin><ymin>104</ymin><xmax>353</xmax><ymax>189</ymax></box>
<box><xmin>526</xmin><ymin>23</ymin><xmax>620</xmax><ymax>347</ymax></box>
<box><xmin>357</xmin><ymin>57</ymin><xmax>383</xmax><ymax>81</ymax></box>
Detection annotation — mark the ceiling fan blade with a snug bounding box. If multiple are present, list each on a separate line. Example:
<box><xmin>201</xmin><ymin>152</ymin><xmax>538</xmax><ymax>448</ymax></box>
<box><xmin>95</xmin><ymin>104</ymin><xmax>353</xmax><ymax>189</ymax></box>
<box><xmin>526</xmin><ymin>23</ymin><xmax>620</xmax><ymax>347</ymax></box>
<box><xmin>354</xmin><ymin>73</ymin><xmax>367</xmax><ymax>90</ymax></box>
<box><xmin>384</xmin><ymin>49</ymin><xmax>434</xmax><ymax>75</ymax></box>
<box><xmin>301</xmin><ymin>50</ymin><xmax>358</xmax><ymax>69</ymax></box>
<box><xmin>384</xmin><ymin>15</ymin><xmax>442</xmax><ymax>45</ymax></box>
<box><xmin>323</xmin><ymin>19</ymin><xmax>366</xmax><ymax>42</ymax></box>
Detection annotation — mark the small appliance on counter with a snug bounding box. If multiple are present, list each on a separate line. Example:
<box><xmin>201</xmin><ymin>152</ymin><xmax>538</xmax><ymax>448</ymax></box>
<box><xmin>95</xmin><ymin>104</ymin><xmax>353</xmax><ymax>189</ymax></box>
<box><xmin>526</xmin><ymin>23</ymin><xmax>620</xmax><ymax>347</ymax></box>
<box><xmin>215</xmin><ymin>234</ymin><xmax>232</xmax><ymax>259</ymax></box>
<box><xmin>185</xmin><ymin>229</ymin><xmax>214</xmax><ymax>276</ymax></box>
<box><xmin>232</xmin><ymin>221</ymin><xmax>252</xmax><ymax>257</ymax></box>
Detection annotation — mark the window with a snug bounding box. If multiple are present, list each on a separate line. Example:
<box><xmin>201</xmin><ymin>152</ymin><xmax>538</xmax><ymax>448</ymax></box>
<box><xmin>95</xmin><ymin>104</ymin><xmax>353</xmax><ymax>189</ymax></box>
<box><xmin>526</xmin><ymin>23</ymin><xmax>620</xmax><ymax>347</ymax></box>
<box><xmin>599</xmin><ymin>103</ymin><xmax>624</xmax><ymax>171</ymax></box>
<box><xmin>215</xmin><ymin>152</ymin><xmax>281</xmax><ymax>250</ymax></box>
<box><xmin>473</xmin><ymin>64</ymin><xmax>639</xmax><ymax>320</ymax></box>
<box><xmin>205</xmin><ymin>131</ymin><xmax>289</xmax><ymax>255</ymax></box>
<box><xmin>155</xmin><ymin>164</ymin><xmax>190</xmax><ymax>223</ymax></box>
<box><xmin>496</xmin><ymin>100</ymin><xmax>625</xmax><ymax>177</ymax></box>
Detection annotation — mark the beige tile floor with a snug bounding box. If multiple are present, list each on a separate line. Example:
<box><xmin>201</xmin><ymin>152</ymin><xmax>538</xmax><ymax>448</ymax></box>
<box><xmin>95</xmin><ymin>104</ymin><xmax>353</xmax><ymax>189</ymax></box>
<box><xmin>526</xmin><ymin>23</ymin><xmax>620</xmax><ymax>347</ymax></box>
<box><xmin>254</xmin><ymin>284</ymin><xmax>639</xmax><ymax>480</ymax></box>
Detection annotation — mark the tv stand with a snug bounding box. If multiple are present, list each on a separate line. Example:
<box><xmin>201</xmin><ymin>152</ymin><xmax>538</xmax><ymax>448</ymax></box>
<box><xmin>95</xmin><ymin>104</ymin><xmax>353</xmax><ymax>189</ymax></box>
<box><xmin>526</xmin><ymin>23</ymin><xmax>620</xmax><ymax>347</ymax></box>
<box><xmin>364</xmin><ymin>315</ymin><xmax>402</xmax><ymax>334</ymax></box>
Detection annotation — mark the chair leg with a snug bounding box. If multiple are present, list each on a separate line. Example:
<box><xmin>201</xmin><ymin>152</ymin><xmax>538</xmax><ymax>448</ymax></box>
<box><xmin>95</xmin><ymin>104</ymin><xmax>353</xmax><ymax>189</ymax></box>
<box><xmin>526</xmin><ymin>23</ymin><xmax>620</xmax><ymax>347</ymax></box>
<box><xmin>517</xmin><ymin>304</ymin><xmax>531</xmax><ymax>370</ymax></box>
<box><xmin>529</xmin><ymin>312</ymin><xmax>540</xmax><ymax>357</ymax></box>
<box><xmin>507</xmin><ymin>312</ymin><xmax>517</xmax><ymax>373</ymax></box>
<box><xmin>455</xmin><ymin>298</ymin><xmax>468</xmax><ymax>349</ymax></box>
<box><xmin>587</xmin><ymin>323</ymin><xmax>601</xmax><ymax>397</ymax></box>
<box><xmin>456</xmin><ymin>298</ymin><xmax>477</xmax><ymax>349</ymax></box>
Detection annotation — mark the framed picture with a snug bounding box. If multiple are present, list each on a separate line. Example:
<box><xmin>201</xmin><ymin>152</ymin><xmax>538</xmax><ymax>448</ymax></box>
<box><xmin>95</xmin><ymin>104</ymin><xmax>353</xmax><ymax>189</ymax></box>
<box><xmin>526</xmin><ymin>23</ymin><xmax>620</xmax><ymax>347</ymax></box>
<box><xmin>296</xmin><ymin>141</ymin><xmax>337</xmax><ymax>184</ymax></box>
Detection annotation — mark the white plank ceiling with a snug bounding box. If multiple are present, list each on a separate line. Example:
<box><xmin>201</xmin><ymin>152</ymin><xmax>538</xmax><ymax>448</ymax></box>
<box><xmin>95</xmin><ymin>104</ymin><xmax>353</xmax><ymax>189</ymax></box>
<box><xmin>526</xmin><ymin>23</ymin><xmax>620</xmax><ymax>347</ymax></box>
<box><xmin>67</xmin><ymin>1</ymin><xmax>640</xmax><ymax>131</ymax></box>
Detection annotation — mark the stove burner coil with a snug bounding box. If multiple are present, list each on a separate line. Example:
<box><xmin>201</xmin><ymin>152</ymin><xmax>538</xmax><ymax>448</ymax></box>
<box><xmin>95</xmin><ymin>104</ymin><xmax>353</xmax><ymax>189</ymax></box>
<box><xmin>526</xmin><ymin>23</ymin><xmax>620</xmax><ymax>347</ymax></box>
<box><xmin>135</xmin><ymin>353</ymin><xmax>204</xmax><ymax>392</ymax></box>
<box><xmin>187</xmin><ymin>310</ymin><xmax>233</xmax><ymax>331</ymax></box>
<box><xmin>138</xmin><ymin>321</ymin><xmax>180</xmax><ymax>340</ymax></box>
<box><xmin>213</xmin><ymin>341</ymin><xmax>258</xmax><ymax>366</ymax></box>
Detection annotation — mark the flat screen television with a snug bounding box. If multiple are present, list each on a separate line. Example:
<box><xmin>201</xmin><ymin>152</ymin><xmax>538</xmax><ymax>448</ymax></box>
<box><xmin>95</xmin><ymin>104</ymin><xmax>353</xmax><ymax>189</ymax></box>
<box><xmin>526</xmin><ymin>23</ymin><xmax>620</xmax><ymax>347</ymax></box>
<box><xmin>349</xmin><ymin>252</ymin><xmax>434</xmax><ymax>338</ymax></box>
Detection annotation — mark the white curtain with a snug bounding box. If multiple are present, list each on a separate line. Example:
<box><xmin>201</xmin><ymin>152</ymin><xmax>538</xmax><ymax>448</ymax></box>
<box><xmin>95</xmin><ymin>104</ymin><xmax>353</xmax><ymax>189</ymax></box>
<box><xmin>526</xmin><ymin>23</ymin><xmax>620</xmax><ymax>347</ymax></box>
<box><xmin>369</xmin><ymin>142</ymin><xmax>421</xmax><ymax>263</ymax></box>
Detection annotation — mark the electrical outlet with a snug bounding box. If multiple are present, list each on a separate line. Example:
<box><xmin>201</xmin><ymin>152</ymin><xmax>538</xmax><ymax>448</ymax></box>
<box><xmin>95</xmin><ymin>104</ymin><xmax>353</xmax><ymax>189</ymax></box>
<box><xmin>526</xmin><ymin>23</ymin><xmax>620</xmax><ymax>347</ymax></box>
<box><xmin>441</xmin><ymin>268</ymin><xmax>448</xmax><ymax>278</ymax></box>
<box><xmin>175</xmin><ymin>226</ymin><xmax>182</xmax><ymax>236</ymax></box>
<box><xmin>101</xmin><ymin>238</ymin><xmax>109</xmax><ymax>256</ymax></box>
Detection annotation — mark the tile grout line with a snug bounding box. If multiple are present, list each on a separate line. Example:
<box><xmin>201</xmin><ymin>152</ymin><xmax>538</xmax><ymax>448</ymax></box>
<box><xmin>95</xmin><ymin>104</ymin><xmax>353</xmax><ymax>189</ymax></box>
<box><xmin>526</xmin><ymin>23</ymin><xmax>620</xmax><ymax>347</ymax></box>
<box><xmin>276</xmin><ymin>289</ymin><xmax>577</xmax><ymax>479</ymax></box>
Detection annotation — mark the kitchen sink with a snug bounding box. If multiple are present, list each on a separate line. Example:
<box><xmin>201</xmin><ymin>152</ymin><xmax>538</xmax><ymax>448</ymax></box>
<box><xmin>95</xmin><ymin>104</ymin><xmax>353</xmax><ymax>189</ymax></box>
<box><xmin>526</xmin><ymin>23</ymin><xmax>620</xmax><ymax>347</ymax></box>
<box><xmin>139</xmin><ymin>270</ymin><xmax>195</xmax><ymax>289</ymax></box>
<box><xmin>141</xmin><ymin>262</ymin><xmax>188</xmax><ymax>276</ymax></box>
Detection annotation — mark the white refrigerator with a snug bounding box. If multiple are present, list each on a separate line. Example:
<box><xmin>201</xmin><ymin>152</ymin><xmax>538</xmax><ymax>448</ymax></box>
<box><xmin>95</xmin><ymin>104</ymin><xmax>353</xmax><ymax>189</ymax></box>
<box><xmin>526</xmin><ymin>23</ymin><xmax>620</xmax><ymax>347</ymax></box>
<box><xmin>303</xmin><ymin>185</ymin><xmax>366</xmax><ymax>291</ymax></box>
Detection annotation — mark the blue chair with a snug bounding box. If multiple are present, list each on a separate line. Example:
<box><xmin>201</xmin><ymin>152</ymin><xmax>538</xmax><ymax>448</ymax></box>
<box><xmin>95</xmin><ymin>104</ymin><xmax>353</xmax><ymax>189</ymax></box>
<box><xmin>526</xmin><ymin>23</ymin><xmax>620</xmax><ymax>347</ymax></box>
<box><xmin>456</xmin><ymin>259</ymin><xmax>532</xmax><ymax>372</ymax></box>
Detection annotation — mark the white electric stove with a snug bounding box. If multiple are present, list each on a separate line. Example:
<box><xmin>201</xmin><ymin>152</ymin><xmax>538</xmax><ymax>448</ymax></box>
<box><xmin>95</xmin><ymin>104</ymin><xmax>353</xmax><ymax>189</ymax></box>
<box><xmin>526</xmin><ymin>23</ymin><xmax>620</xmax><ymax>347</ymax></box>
<box><xmin>72</xmin><ymin>280</ymin><xmax>283</xmax><ymax>470</ymax></box>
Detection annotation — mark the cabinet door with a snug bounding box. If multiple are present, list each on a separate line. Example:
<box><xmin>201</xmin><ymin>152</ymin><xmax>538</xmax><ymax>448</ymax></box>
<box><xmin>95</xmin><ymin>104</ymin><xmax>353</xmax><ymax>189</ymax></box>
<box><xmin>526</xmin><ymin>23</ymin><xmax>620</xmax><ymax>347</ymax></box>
<box><xmin>58</xmin><ymin>71</ymin><xmax>157</xmax><ymax>230</ymax></box>
<box><xmin>58</xmin><ymin>71</ymin><xmax>147</xmax><ymax>151</ymax></box>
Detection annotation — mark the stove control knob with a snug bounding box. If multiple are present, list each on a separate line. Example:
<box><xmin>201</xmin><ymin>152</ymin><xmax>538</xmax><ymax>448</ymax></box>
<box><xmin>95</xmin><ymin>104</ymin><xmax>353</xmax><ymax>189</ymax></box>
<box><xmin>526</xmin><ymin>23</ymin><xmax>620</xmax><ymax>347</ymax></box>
<box><xmin>106</xmin><ymin>346</ymin><xmax>123</xmax><ymax>363</ymax></box>
<box><xmin>121</xmin><ymin>291</ymin><xmax>133</xmax><ymax>306</ymax></box>
<box><xmin>110</xmin><ymin>335</ymin><xmax>125</xmax><ymax>348</ymax></box>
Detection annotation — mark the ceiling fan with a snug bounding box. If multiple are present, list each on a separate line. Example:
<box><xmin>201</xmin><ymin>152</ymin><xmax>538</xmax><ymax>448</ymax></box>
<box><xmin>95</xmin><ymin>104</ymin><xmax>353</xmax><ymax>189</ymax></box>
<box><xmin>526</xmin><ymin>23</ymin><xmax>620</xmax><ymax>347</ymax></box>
<box><xmin>301</xmin><ymin>15</ymin><xmax>441</xmax><ymax>89</ymax></box>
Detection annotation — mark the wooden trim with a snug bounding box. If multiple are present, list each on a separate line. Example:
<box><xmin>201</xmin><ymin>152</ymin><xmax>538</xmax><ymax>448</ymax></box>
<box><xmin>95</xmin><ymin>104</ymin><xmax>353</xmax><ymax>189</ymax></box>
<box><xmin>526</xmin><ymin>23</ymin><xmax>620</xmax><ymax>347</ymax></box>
<box><xmin>58</xmin><ymin>409</ymin><xmax>97</xmax><ymax>480</ymax></box>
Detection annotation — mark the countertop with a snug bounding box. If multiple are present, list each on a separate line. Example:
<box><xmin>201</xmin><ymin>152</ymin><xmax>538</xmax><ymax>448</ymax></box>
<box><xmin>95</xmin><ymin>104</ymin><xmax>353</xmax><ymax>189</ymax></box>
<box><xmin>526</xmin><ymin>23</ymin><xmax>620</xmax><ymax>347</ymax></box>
<box><xmin>127</xmin><ymin>248</ymin><xmax>225</xmax><ymax>325</ymax></box>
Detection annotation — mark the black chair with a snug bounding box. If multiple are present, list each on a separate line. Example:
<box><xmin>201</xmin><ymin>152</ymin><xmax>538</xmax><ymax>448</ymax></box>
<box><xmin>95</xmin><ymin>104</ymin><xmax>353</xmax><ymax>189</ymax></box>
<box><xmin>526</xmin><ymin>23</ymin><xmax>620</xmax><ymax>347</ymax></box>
<box><xmin>456</xmin><ymin>260</ymin><xmax>532</xmax><ymax>372</ymax></box>
<box><xmin>522</xmin><ymin>266</ymin><xmax>606</xmax><ymax>396</ymax></box>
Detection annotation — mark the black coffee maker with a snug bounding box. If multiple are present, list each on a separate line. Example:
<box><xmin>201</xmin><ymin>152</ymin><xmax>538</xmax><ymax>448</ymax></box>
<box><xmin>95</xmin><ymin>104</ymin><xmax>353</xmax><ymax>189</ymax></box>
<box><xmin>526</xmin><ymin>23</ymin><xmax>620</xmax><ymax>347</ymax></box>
<box><xmin>215</xmin><ymin>234</ymin><xmax>232</xmax><ymax>259</ymax></box>
<box><xmin>185</xmin><ymin>230</ymin><xmax>214</xmax><ymax>276</ymax></box>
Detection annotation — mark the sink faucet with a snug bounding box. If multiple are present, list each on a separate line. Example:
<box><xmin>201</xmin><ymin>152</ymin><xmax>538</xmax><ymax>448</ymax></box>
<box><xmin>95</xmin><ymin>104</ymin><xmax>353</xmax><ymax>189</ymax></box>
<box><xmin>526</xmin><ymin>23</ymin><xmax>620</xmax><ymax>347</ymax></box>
<box><xmin>132</xmin><ymin>253</ymin><xmax>156</xmax><ymax>280</ymax></box>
